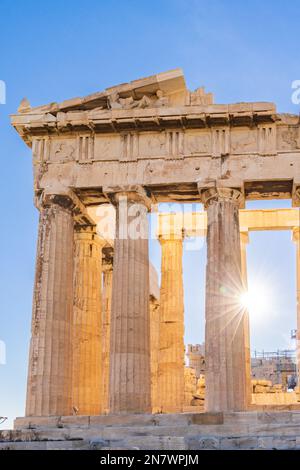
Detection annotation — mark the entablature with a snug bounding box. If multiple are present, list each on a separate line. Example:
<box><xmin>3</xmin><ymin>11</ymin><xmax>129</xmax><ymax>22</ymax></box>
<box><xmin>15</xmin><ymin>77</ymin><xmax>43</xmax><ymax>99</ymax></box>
<box><xmin>11</xmin><ymin>69</ymin><xmax>300</xmax><ymax>206</ymax></box>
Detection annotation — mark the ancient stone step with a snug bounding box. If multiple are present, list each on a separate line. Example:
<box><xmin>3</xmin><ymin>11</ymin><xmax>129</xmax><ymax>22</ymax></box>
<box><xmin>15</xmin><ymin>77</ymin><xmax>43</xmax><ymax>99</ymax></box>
<box><xmin>13</xmin><ymin>410</ymin><xmax>300</xmax><ymax>431</ymax></box>
<box><xmin>5</xmin><ymin>412</ymin><xmax>300</xmax><ymax>450</ymax></box>
<box><xmin>13</xmin><ymin>412</ymin><xmax>224</xmax><ymax>430</ymax></box>
<box><xmin>0</xmin><ymin>440</ymin><xmax>90</xmax><ymax>450</ymax></box>
<box><xmin>2</xmin><ymin>432</ymin><xmax>300</xmax><ymax>450</ymax></box>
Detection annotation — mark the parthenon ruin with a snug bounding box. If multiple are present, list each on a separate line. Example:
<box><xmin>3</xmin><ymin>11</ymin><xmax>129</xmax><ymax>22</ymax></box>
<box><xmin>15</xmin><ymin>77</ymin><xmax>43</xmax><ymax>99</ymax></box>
<box><xmin>4</xmin><ymin>69</ymin><xmax>300</xmax><ymax>446</ymax></box>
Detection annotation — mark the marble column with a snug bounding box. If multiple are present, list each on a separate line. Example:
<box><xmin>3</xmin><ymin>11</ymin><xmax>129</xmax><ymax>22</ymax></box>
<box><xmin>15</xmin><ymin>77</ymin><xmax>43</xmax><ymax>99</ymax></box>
<box><xmin>101</xmin><ymin>256</ymin><xmax>113</xmax><ymax>414</ymax></box>
<box><xmin>72</xmin><ymin>225</ymin><xmax>103</xmax><ymax>415</ymax></box>
<box><xmin>26</xmin><ymin>196</ymin><xmax>74</xmax><ymax>416</ymax></box>
<box><xmin>202</xmin><ymin>187</ymin><xmax>248</xmax><ymax>412</ymax></box>
<box><xmin>240</xmin><ymin>231</ymin><xmax>251</xmax><ymax>408</ymax></box>
<box><xmin>293</xmin><ymin>227</ymin><xmax>300</xmax><ymax>384</ymax></box>
<box><xmin>240</xmin><ymin>232</ymin><xmax>249</xmax><ymax>286</ymax></box>
<box><xmin>108</xmin><ymin>188</ymin><xmax>151</xmax><ymax>413</ymax></box>
<box><xmin>149</xmin><ymin>295</ymin><xmax>160</xmax><ymax>413</ymax></box>
<box><xmin>158</xmin><ymin>230</ymin><xmax>185</xmax><ymax>413</ymax></box>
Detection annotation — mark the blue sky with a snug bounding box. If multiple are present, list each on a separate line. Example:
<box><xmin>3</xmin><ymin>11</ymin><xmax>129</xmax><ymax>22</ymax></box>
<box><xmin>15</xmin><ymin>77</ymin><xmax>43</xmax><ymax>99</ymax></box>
<box><xmin>0</xmin><ymin>0</ymin><xmax>300</xmax><ymax>427</ymax></box>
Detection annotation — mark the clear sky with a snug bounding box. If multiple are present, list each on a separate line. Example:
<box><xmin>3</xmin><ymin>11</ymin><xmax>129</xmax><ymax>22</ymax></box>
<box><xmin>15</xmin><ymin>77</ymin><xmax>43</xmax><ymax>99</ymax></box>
<box><xmin>0</xmin><ymin>0</ymin><xmax>300</xmax><ymax>428</ymax></box>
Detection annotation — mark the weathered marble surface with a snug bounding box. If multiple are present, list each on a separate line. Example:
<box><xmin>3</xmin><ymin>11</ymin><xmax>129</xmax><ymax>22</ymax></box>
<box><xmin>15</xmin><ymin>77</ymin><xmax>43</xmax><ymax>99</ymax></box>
<box><xmin>2</xmin><ymin>412</ymin><xmax>300</xmax><ymax>450</ymax></box>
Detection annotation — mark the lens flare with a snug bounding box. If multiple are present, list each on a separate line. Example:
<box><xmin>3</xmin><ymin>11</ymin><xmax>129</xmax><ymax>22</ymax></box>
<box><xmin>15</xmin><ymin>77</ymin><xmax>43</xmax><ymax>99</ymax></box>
<box><xmin>240</xmin><ymin>283</ymin><xmax>271</xmax><ymax>321</ymax></box>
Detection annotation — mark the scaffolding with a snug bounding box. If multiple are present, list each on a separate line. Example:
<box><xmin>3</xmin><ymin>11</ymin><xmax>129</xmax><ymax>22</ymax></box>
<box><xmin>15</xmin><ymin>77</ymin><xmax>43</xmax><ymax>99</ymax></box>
<box><xmin>252</xmin><ymin>349</ymin><xmax>296</xmax><ymax>360</ymax></box>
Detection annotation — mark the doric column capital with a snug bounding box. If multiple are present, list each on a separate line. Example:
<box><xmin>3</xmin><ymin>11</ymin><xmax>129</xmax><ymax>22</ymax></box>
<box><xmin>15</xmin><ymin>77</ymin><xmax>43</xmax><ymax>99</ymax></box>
<box><xmin>74</xmin><ymin>226</ymin><xmax>107</xmax><ymax>257</ymax></box>
<box><xmin>157</xmin><ymin>212</ymin><xmax>185</xmax><ymax>241</ymax></box>
<box><xmin>74</xmin><ymin>224</ymin><xmax>96</xmax><ymax>235</ymax></box>
<box><xmin>158</xmin><ymin>226</ymin><xmax>185</xmax><ymax>242</ymax></box>
<box><xmin>158</xmin><ymin>231</ymin><xmax>184</xmax><ymax>242</ymax></box>
<box><xmin>200</xmin><ymin>186</ymin><xmax>244</xmax><ymax>209</ymax></box>
<box><xmin>103</xmin><ymin>184</ymin><xmax>153</xmax><ymax>210</ymax></box>
<box><xmin>293</xmin><ymin>227</ymin><xmax>300</xmax><ymax>243</ymax></box>
<box><xmin>35</xmin><ymin>188</ymin><xmax>96</xmax><ymax>226</ymax></box>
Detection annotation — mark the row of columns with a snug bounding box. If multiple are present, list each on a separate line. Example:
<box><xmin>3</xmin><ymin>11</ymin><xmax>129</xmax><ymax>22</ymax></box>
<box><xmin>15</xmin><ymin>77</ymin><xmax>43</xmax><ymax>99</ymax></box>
<box><xmin>27</xmin><ymin>184</ymin><xmax>291</xmax><ymax>417</ymax></box>
<box><xmin>26</xmin><ymin>189</ymin><xmax>156</xmax><ymax>416</ymax></box>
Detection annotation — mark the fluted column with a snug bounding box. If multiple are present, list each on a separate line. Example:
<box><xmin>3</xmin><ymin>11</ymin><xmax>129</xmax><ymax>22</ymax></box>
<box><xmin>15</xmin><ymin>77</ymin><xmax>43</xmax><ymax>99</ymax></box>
<box><xmin>293</xmin><ymin>227</ymin><xmax>300</xmax><ymax>384</ymax></box>
<box><xmin>107</xmin><ymin>187</ymin><xmax>151</xmax><ymax>413</ymax></box>
<box><xmin>150</xmin><ymin>296</ymin><xmax>160</xmax><ymax>413</ymax></box>
<box><xmin>157</xmin><ymin>229</ymin><xmax>185</xmax><ymax>413</ymax></box>
<box><xmin>201</xmin><ymin>187</ymin><xmax>248</xmax><ymax>412</ymax></box>
<box><xmin>72</xmin><ymin>226</ymin><xmax>103</xmax><ymax>415</ymax></box>
<box><xmin>101</xmin><ymin>256</ymin><xmax>113</xmax><ymax>414</ymax></box>
<box><xmin>240</xmin><ymin>231</ymin><xmax>251</xmax><ymax>408</ymax></box>
<box><xmin>26</xmin><ymin>196</ymin><xmax>74</xmax><ymax>416</ymax></box>
<box><xmin>240</xmin><ymin>232</ymin><xmax>249</xmax><ymax>285</ymax></box>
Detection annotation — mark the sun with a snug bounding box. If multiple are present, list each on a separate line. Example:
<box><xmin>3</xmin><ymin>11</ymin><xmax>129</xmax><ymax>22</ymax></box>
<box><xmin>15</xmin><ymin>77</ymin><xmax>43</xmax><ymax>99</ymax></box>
<box><xmin>239</xmin><ymin>283</ymin><xmax>271</xmax><ymax>321</ymax></box>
